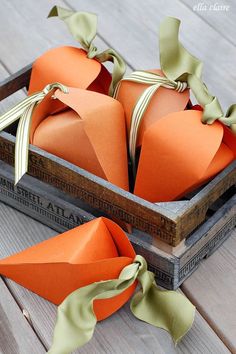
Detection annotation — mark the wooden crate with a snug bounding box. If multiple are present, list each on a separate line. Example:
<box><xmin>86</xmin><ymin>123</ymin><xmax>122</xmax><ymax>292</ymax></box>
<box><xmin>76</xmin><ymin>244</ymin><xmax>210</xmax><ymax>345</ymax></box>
<box><xmin>0</xmin><ymin>160</ymin><xmax>235</xmax><ymax>289</ymax></box>
<box><xmin>0</xmin><ymin>65</ymin><xmax>236</xmax><ymax>247</ymax></box>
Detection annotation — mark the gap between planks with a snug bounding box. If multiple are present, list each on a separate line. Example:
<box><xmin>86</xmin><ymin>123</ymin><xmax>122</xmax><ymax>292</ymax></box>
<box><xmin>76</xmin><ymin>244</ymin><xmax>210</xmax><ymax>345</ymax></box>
<box><xmin>0</xmin><ymin>201</ymin><xmax>231</xmax><ymax>354</ymax></box>
<box><xmin>182</xmin><ymin>228</ymin><xmax>236</xmax><ymax>353</ymax></box>
<box><xmin>0</xmin><ymin>276</ymin><xmax>45</xmax><ymax>354</ymax></box>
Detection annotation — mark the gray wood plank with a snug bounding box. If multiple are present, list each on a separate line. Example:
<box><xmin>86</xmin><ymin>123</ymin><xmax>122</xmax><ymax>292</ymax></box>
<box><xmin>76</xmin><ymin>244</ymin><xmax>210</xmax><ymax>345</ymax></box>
<box><xmin>0</xmin><ymin>203</ymin><xmax>230</xmax><ymax>354</ymax></box>
<box><xmin>180</xmin><ymin>0</ymin><xmax>236</xmax><ymax>47</ymax></box>
<box><xmin>66</xmin><ymin>0</ymin><xmax>236</xmax><ymax>110</ymax></box>
<box><xmin>0</xmin><ymin>62</ymin><xmax>25</xmax><ymax>114</ymax></box>
<box><xmin>0</xmin><ymin>0</ymin><xmax>130</xmax><ymax>75</ymax></box>
<box><xmin>0</xmin><ymin>277</ymin><xmax>45</xmax><ymax>354</ymax></box>
<box><xmin>182</xmin><ymin>228</ymin><xmax>236</xmax><ymax>353</ymax></box>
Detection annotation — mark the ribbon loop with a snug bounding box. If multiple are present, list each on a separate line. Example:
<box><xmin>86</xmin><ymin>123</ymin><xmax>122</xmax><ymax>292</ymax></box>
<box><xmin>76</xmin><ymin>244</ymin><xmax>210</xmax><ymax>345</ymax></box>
<box><xmin>48</xmin><ymin>6</ymin><xmax>126</xmax><ymax>96</ymax></box>
<box><xmin>48</xmin><ymin>255</ymin><xmax>195</xmax><ymax>354</ymax></box>
<box><xmin>43</xmin><ymin>82</ymin><xmax>69</xmax><ymax>95</ymax></box>
<box><xmin>0</xmin><ymin>82</ymin><xmax>68</xmax><ymax>185</ymax></box>
<box><xmin>175</xmin><ymin>81</ymin><xmax>188</xmax><ymax>93</ymax></box>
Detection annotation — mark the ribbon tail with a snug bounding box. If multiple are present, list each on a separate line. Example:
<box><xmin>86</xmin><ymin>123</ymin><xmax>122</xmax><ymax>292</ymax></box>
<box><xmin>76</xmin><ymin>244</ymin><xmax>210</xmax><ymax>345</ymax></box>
<box><xmin>48</xmin><ymin>262</ymin><xmax>139</xmax><ymax>354</ymax></box>
<box><xmin>96</xmin><ymin>49</ymin><xmax>126</xmax><ymax>96</ymax></box>
<box><xmin>130</xmin><ymin>279</ymin><xmax>195</xmax><ymax>344</ymax></box>
<box><xmin>47</xmin><ymin>288</ymin><xmax>97</xmax><ymax>354</ymax></box>
<box><xmin>0</xmin><ymin>93</ymin><xmax>40</xmax><ymax>132</ymax></box>
<box><xmin>14</xmin><ymin>102</ymin><xmax>37</xmax><ymax>185</ymax></box>
<box><xmin>130</xmin><ymin>255</ymin><xmax>195</xmax><ymax>344</ymax></box>
<box><xmin>159</xmin><ymin>17</ymin><xmax>203</xmax><ymax>81</ymax></box>
<box><xmin>48</xmin><ymin>6</ymin><xmax>97</xmax><ymax>52</ymax></box>
<box><xmin>129</xmin><ymin>83</ymin><xmax>162</xmax><ymax>175</ymax></box>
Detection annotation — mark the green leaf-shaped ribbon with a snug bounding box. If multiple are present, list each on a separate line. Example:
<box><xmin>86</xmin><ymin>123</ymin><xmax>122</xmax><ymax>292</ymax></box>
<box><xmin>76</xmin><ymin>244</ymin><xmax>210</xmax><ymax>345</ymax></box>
<box><xmin>48</xmin><ymin>255</ymin><xmax>195</xmax><ymax>354</ymax></box>
<box><xmin>48</xmin><ymin>6</ymin><xmax>126</xmax><ymax>96</ymax></box>
<box><xmin>160</xmin><ymin>17</ymin><xmax>236</xmax><ymax>132</ymax></box>
<box><xmin>159</xmin><ymin>17</ymin><xmax>236</xmax><ymax>132</ymax></box>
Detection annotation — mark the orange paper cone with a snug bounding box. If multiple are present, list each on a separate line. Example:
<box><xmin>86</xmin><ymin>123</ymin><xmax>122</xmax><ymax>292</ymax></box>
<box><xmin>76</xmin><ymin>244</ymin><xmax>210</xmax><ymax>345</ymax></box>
<box><xmin>134</xmin><ymin>110</ymin><xmax>235</xmax><ymax>202</ymax></box>
<box><xmin>0</xmin><ymin>218</ymin><xmax>136</xmax><ymax>321</ymax></box>
<box><xmin>116</xmin><ymin>70</ymin><xmax>190</xmax><ymax>147</ymax></box>
<box><xmin>30</xmin><ymin>87</ymin><xmax>129</xmax><ymax>190</ymax></box>
<box><xmin>28</xmin><ymin>47</ymin><xmax>111</xmax><ymax>95</ymax></box>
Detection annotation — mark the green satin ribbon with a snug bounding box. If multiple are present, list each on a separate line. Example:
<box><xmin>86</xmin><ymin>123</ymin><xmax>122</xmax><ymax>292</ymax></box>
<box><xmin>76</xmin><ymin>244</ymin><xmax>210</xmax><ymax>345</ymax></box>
<box><xmin>48</xmin><ymin>6</ymin><xmax>126</xmax><ymax>96</ymax></box>
<box><xmin>0</xmin><ymin>83</ymin><xmax>69</xmax><ymax>184</ymax></box>
<box><xmin>160</xmin><ymin>17</ymin><xmax>236</xmax><ymax>131</ymax></box>
<box><xmin>160</xmin><ymin>17</ymin><xmax>236</xmax><ymax>132</ymax></box>
<box><xmin>48</xmin><ymin>255</ymin><xmax>195</xmax><ymax>354</ymax></box>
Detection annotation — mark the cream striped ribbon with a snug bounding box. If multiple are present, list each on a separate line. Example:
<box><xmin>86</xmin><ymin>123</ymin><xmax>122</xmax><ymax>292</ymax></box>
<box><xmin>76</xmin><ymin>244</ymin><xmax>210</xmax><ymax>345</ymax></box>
<box><xmin>113</xmin><ymin>71</ymin><xmax>188</xmax><ymax>175</ymax></box>
<box><xmin>0</xmin><ymin>83</ymin><xmax>69</xmax><ymax>185</ymax></box>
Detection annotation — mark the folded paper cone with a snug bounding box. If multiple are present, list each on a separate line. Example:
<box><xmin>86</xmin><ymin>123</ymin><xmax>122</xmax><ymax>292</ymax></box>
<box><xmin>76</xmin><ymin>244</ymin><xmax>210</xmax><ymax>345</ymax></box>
<box><xmin>116</xmin><ymin>70</ymin><xmax>190</xmax><ymax>147</ymax></box>
<box><xmin>0</xmin><ymin>217</ymin><xmax>136</xmax><ymax>321</ymax></box>
<box><xmin>134</xmin><ymin>110</ymin><xmax>236</xmax><ymax>202</ymax></box>
<box><xmin>30</xmin><ymin>87</ymin><xmax>129</xmax><ymax>190</ymax></box>
<box><xmin>28</xmin><ymin>47</ymin><xmax>111</xmax><ymax>95</ymax></box>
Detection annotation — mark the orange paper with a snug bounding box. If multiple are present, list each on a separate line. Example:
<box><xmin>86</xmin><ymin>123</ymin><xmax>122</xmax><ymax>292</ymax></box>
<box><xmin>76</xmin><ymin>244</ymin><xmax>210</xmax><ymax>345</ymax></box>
<box><xmin>28</xmin><ymin>47</ymin><xmax>111</xmax><ymax>95</ymax></box>
<box><xmin>134</xmin><ymin>110</ymin><xmax>236</xmax><ymax>202</ymax></box>
<box><xmin>116</xmin><ymin>70</ymin><xmax>190</xmax><ymax>147</ymax></box>
<box><xmin>0</xmin><ymin>217</ymin><xmax>136</xmax><ymax>321</ymax></box>
<box><xmin>30</xmin><ymin>87</ymin><xmax>129</xmax><ymax>190</ymax></box>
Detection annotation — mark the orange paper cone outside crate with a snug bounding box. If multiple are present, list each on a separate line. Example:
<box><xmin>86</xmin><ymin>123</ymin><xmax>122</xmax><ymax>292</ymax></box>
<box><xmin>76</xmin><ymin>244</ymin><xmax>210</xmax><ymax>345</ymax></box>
<box><xmin>0</xmin><ymin>217</ymin><xmax>136</xmax><ymax>321</ymax></box>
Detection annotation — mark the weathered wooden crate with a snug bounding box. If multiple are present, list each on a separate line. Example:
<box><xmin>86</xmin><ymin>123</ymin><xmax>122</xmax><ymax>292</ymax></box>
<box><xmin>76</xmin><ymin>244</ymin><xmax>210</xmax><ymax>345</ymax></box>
<box><xmin>0</xmin><ymin>65</ymin><xmax>236</xmax><ymax>250</ymax></box>
<box><xmin>0</xmin><ymin>160</ymin><xmax>235</xmax><ymax>289</ymax></box>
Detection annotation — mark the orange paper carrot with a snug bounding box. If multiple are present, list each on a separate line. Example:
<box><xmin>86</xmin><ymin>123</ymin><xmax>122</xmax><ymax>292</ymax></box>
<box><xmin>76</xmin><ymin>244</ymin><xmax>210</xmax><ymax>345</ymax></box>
<box><xmin>0</xmin><ymin>217</ymin><xmax>195</xmax><ymax>353</ymax></box>
<box><xmin>134</xmin><ymin>109</ymin><xmax>235</xmax><ymax>201</ymax></box>
<box><xmin>30</xmin><ymin>86</ymin><xmax>129</xmax><ymax>190</ymax></box>
<box><xmin>0</xmin><ymin>218</ymin><xmax>135</xmax><ymax>320</ymax></box>
<box><xmin>29</xmin><ymin>7</ymin><xmax>126</xmax><ymax>97</ymax></box>
<box><xmin>115</xmin><ymin>17</ymin><xmax>236</xmax><ymax>202</ymax></box>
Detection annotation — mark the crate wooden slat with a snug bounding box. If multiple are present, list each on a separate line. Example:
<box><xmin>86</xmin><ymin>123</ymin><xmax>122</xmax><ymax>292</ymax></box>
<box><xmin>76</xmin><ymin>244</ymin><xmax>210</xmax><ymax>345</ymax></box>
<box><xmin>0</xmin><ymin>160</ymin><xmax>235</xmax><ymax>290</ymax></box>
<box><xmin>0</xmin><ymin>65</ymin><xmax>236</xmax><ymax>247</ymax></box>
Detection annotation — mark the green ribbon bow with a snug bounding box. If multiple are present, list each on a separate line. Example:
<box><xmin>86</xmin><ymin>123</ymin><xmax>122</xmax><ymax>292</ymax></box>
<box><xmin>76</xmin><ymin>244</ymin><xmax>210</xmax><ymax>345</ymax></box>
<box><xmin>48</xmin><ymin>255</ymin><xmax>195</xmax><ymax>354</ymax></box>
<box><xmin>114</xmin><ymin>17</ymin><xmax>236</xmax><ymax>173</ymax></box>
<box><xmin>48</xmin><ymin>6</ymin><xmax>126</xmax><ymax>96</ymax></box>
<box><xmin>0</xmin><ymin>83</ymin><xmax>69</xmax><ymax>184</ymax></box>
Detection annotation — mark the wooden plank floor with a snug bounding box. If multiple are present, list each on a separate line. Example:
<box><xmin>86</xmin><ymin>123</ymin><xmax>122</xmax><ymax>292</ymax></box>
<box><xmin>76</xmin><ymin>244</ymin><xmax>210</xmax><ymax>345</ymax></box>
<box><xmin>0</xmin><ymin>0</ymin><xmax>235</xmax><ymax>353</ymax></box>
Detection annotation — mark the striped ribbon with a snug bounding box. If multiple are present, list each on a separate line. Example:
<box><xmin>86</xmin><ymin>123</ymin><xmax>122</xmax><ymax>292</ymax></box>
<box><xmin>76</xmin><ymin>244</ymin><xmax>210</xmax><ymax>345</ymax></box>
<box><xmin>113</xmin><ymin>71</ymin><xmax>188</xmax><ymax>174</ymax></box>
<box><xmin>0</xmin><ymin>83</ymin><xmax>69</xmax><ymax>185</ymax></box>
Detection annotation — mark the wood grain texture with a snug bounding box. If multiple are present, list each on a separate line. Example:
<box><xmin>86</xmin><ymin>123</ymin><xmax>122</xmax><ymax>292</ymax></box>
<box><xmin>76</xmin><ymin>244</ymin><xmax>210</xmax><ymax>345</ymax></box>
<box><xmin>182</xmin><ymin>228</ymin><xmax>236</xmax><ymax>353</ymax></box>
<box><xmin>66</xmin><ymin>0</ymin><xmax>236</xmax><ymax>110</ymax></box>
<box><xmin>0</xmin><ymin>0</ymin><xmax>132</xmax><ymax>76</ymax></box>
<box><xmin>0</xmin><ymin>277</ymin><xmax>45</xmax><ymax>354</ymax></box>
<box><xmin>0</xmin><ymin>202</ymin><xmax>230</xmax><ymax>354</ymax></box>
<box><xmin>0</xmin><ymin>63</ymin><xmax>25</xmax><ymax>115</ymax></box>
<box><xmin>180</xmin><ymin>0</ymin><xmax>235</xmax><ymax>46</ymax></box>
